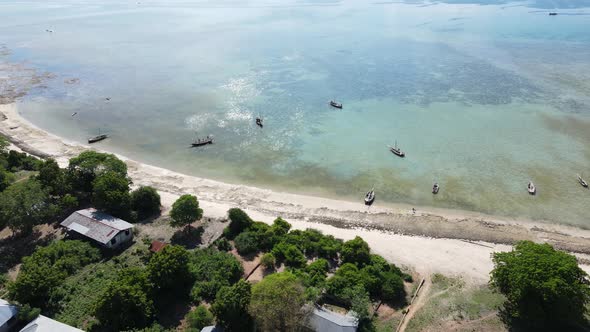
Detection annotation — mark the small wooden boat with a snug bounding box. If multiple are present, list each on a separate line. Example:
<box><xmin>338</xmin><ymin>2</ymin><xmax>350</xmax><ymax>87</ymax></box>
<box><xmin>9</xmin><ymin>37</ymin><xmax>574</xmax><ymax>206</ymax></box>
<box><xmin>364</xmin><ymin>188</ymin><xmax>375</xmax><ymax>206</ymax></box>
<box><xmin>71</xmin><ymin>112</ymin><xmax>77</xmax><ymax>117</ymax></box>
<box><xmin>330</xmin><ymin>100</ymin><xmax>343</xmax><ymax>109</ymax></box>
<box><xmin>389</xmin><ymin>141</ymin><xmax>405</xmax><ymax>158</ymax></box>
<box><xmin>578</xmin><ymin>174</ymin><xmax>588</xmax><ymax>188</ymax></box>
<box><xmin>256</xmin><ymin>117</ymin><xmax>263</xmax><ymax>128</ymax></box>
<box><xmin>88</xmin><ymin>129</ymin><xmax>108</xmax><ymax>144</ymax></box>
<box><xmin>527</xmin><ymin>181</ymin><xmax>536</xmax><ymax>195</ymax></box>
<box><xmin>432</xmin><ymin>182</ymin><xmax>440</xmax><ymax>194</ymax></box>
<box><xmin>549</xmin><ymin>12</ymin><xmax>558</xmax><ymax>16</ymax></box>
<box><xmin>192</xmin><ymin>135</ymin><xmax>214</xmax><ymax>147</ymax></box>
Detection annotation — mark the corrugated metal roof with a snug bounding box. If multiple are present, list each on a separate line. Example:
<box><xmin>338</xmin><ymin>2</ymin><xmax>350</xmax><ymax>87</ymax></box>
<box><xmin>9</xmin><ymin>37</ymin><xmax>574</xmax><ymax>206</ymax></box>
<box><xmin>19</xmin><ymin>315</ymin><xmax>84</xmax><ymax>332</ymax></box>
<box><xmin>311</xmin><ymin>307</ymin><xmax>358</xmax><ymax>332</ymax></box>
<box><xmin>60</xmin><ymin>208</ymin><xmax>133</xmax><ymax>244</ymax></box>
<box><xmin>0</xmin><ymin>298</ymin><xmax>18</xmax><ymax>327</ymax></box>
<box><xmin>200</xmin><ymin>326</ymin><xmax>223</xmax><ymax>332</ymax></box>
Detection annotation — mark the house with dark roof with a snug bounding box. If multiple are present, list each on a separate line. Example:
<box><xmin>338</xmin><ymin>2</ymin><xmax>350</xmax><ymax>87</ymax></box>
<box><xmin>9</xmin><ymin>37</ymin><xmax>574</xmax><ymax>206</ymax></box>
<box><xmin>309</xmin><ymin>306</ymin><xmax>358</xmax><ymax>332</ymax></box>
<box><xmin>0</xmin><ymin>299</ymin><xmax>18</xmax><ymax>332</ymax></box>
<box><xmin>60</xmin><ymin>208</ymin><xmax>134</xmax><ymax>249</ymax></box>
<box><xmin>19</xmin><ymin>315</ymin><xmax>83</xmax><ymax>332</ymax></box>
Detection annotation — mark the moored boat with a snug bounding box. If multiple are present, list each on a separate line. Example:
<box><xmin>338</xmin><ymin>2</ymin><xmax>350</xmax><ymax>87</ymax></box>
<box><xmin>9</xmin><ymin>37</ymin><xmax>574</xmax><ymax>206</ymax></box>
<box><xmin>192</xmin><ymin>135</ymin><xmax>214</xmax><ymax>147</ymax></box>
<box><xmin>389</xmin><ymin>141</ymin><xmax>405</xmax><ymax>158</ymax></box>
<box><xmin>256</xmin><ymin>117</ymin><xmax>263</xmax><ymax>128</ymax></box>
<box><xmin>88</xmin><ymin>134</ymin><xmax>108</xmax><ymax>144</ymax></box>
<box><xmin>527</xmin><ymin>181</ymin><xmax>536</xmax><ymax>195</ymax></box>
<box><xmin>549</xmin><ymin>12</ymin><xmax>558</xmax><ymax>15</ymax></box>
<box><xmin>432</xmin><ymin>182</ymin><xmax>439</xmax><ymax>194</ymax></box>
<box><xmin>330</xmin><ymin>100</ymin><xmax>343</xmax><ymax>109</ymax></box>
<box><xmin>578</xmin><ymin>174</ymin><xmax>588</xmax><ymax>188</ymax></box>
<box><xmin>364</xmin><ymin>189</ymin><xmax>375</xmax><ymax>206</ymax></box>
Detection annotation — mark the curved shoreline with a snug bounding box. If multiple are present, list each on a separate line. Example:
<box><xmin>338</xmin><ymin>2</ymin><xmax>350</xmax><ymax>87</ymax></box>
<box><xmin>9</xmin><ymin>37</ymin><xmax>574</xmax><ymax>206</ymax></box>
<box><xmin>2</xmin><ymin>102</ymin><xmax>590</xmax><ymax>283</ymax></box>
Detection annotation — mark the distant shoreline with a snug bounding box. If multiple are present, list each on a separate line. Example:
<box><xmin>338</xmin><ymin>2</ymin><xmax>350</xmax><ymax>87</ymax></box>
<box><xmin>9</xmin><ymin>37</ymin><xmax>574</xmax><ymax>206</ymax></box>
<box><xmin>2</xmin><ymin>101</ymin><xmax>590</xmax><ymax>284</ymax></box>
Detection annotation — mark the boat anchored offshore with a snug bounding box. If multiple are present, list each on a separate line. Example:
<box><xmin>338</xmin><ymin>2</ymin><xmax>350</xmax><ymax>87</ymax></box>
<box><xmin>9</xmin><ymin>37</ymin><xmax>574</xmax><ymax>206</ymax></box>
<box><xmin>88</xmin><ymin>129</ymin><xmax>108</xmax><ymax>144</ymax></box>
<box><xmin>364</xmin><ymin>188</ymin><xmax>375</xmax><ymax>206</ymax></box>
<box><xmin>432</xmin><ymin>182</ymin><xmax>440</xmax><ymax>194</ymax></box>
<box><xmin>256</xmin><ymin>116</ymin><xmax>263</xmax><ymax>128</ymax></box>
<box><xmin>549</xmin><ymin>12</ymin><xmax>558</xmax><ymax>15</ymax></box>
<box><xmin>578</xmin><ymin>174</ymin><xmax>589</xmax><ymax>188</ymax></box>
<box><xmin>330</xmin><ymin>100</ymin><xmax>343</xmax><ymax>109</ymax></box>
<box><xmin>527</xmin><ymin>181</ymin><xmax>536</xmax><ymax>195</ymax></box>
<box><xmin>192</xmin><ymin>135</ymin><xmax>214</xmax><ymax>147</ymax></box>
<box><xmin>389</xmin><ymin>141</ymin><xmax>405</xmax><ymax>158</ymax></box>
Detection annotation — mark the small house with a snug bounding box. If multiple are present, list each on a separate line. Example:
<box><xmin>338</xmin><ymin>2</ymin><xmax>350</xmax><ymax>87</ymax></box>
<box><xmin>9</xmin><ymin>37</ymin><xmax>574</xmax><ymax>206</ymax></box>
<box><xmin>309</xmin><ymin>306</ymin><xmax>358</xmax><ymax>332</ymax></box>
<box><xmin>0</xmin><ymin>299</ymin><xmax>18</xmax><ymax>332</ymax></box>
<box><xmin>61</xmin><ymin>208</ymin><xmax>134</xmax><ymax>249</ymax></box>
<box><xmin>19</xmin><ymin>315</ymin><xmax>83</xmax><ymax>332</ymax></box>
<box><xmin>149</xmin><ymin>240</ymin><xmax>168</xmax><ymax>253</ymax></box>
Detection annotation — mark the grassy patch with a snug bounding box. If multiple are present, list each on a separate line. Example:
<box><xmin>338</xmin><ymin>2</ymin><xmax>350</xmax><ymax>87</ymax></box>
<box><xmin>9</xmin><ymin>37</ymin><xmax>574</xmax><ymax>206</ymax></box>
<box><xmin>406</xmin><ymin>274</ymin><xmax>506</xmax><ymax>332</ymax></box>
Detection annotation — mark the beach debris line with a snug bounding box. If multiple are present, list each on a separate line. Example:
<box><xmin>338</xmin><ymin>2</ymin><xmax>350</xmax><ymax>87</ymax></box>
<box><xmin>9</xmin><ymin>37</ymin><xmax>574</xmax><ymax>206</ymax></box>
<box><xmin>432</xmin><ymin>182</ymin><xmax>440</xmax><ymax>194</ymax></box>
<box><xmin>578</xmin><ymin>174</ymin><xmax>588</xmax><ymax>188</ymax></box>
<box><xmin>389</xmin><ymin>140</ymin><xmax>405</xmax><ymax>158</ymax></box>
<box><xmin>364</xmin><ymin>188</ymin><xmax>375</xmax><ymax>206</ymax></box>
<box><xmin>192</xmin><ymin>134</ymin><xmax>214</xmax><ymax>147</ymax></box>
<box><xmin>329</xmin><ymin>100</ymin><xmax>343</xmax><ymax>109</ymax></box>
<box><xmin>527</xmin><ymin>181</ymin><xmax>536</xmax><ymax>195</ymax></box>
<box><xmin>88</xmin><ymin>128</ymin><xmax>108</xmax><ymax>144</ymax></box>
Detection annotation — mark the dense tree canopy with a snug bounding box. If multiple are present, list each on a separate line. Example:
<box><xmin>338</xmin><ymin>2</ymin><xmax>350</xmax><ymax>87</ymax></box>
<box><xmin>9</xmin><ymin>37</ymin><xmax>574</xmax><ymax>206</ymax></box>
<box><xmin>249</xmin><ymin>272</ymin><xmax>309</xmax><ymax>332</ymax></box>
<box><xmin>68</xmin><ymin>151</ymin><xmax>127</xmax><ymax>193</ymax></box>
<box><xmin>0</xmin><ymin>179</ymin><xmax>57</xmax><ymax>234</ymax></box>
<box><xmin>130</xmin><ymin>186</ymin><xmax>161</xmax><ymax>220</ymax></box>
<box><xmin>147</xmin><ymin>245</ymin><xmax>192</xmax><ymax>296</ymax></box>
<box><xmin>341</xmin><ymin>236</ymin><xmax>371</xmax><ymax>266</ymax></box>
<box><xmin>9</xmin><ymin>240</ymin><xmax>101</xmax><ymax>308</ymax></box>
<box><xmin>37</xmin><ymin>158</ymin><xmax>69</xmax><ymax>196</ymax></box>
<box><xmin>92</xmin><ymin>171</ymin><xmax>131</xmax><ymax>219</ymax></box>
<box><xmin>94</xmin><ymin>267</ymin><xmax>155</xmax><ymax>331</ymax></box>
<box><xmin>185</xmin><ymin>305</ymin><xmax>214</xmax><ymax>331</ymax></box>
<box><xmin>170</xmin><ymin>194</ymin><xmax>203</xmax><ymax>229</ymax></box>
<box><xmin>234</xmin><ymin>231</ymin><xmax>259</xmax><ymax>255</ymax></box>
<box><xmin>0</xmin><ymin>166</ymin><xmax>14</xmax><ymax>192</ymax></box>
<box><xmin>226</xmin><ymin>208</ymin><xmax>253</xmax><ymax>238</ymax></box>
<box><xmin>189</xmin><ymin>249</ymin><xmax>244</xmax><ymax>302</ymax></box>
<box><xmin>490</xmin><ymin>241</ymin><xmax>590</xmax><ymax>330</ymax></box>
<box><xmin>211</xmin><ymin>279</ymin><xmax>252</xmax><ymax>332</ymax></box>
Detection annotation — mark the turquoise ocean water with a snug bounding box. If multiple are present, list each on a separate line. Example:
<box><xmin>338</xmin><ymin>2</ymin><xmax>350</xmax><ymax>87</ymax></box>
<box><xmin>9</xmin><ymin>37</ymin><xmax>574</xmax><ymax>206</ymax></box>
<box><xmin>1</xmin><ymin>0</ymin><xmax>590</xmax><ymax>226</ymax></box>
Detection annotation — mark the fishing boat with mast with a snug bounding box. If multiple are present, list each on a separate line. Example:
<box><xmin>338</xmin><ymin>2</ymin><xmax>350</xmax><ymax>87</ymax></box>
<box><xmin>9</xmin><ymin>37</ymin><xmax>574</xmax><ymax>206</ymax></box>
<box><xmin>192</xmin><ymin>134</ymin><xmax>214</xmax><ymax>147</ymax></box>
<box><xmin>389</xmin><ymin>141</ymin><xmax>405</xmax><ymax>158</ymax></box>
<box><xmin>88</xmin><ymin>128</ymin><xmax>108</xmax><ymax>144</ymax></box>
<box><xmin>578</xmin><ymin>174</ymin><xmax>588</xmax><ymax>188</ymax></box>
<box><xmin>527</xmin><ymin>181</ymin><xmax>536</xmax><ymax>195</ymax></box>
<box><xmin>329</xmin><ymin>100</ymin><xmax>343</xmax><ymax>109</ymax></box>
<box><xmin>364</xmin><ymin>188</ymin><xmax>375</xmax><ymax>206</ymax></box>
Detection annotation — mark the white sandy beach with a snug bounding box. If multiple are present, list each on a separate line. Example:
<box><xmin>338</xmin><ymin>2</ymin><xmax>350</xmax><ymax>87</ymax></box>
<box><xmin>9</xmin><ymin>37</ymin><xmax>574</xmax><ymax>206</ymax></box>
<box><xmin>2</xmin><ymin>102</ymin><xmax>590</xmax><ymax>284</ymax></box>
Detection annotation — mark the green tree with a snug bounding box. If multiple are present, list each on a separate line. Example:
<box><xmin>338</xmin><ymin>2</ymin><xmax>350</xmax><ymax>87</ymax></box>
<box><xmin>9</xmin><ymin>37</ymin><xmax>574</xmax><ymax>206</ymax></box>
<box><xmin>227</xmin><ymin>208</ymin><xmax>253</xmax><ymax>238</ymax></box>
<box><xmin>130</xmin><ymin>186</ymin><xmax>161</xmax><ymax>220</ymax></box>
<box><xmin>189</xmin><ymin>249</ymin><xmax>244</xmax><ymax>302</ymax></box>
<box><xmin>147</xmin><ymin>245</ymin><xmax>192</xmax><ymax>295</ymax></box>
<box><xmin>249</xmin><ymin>272</ymin><xmax>310</xmax><ymax>332</ymax></box>
<box><xmin>0</xmin><ymin>179</ymin><xmax>57</xmax><ymax>234</ymax></box>
<box><xmin>271</xmin><ymin>217</ymin><xmax>291</xmax><ymax>236</ymax></box>
<box><xmin>16</xmin><ymin>304</ymin><xmax>40</xmax><ymax>323</ymax></box>
<box><xmin>0</xmin><ymin>166</ymin><xmax>14</xmax><ymax>192</ymax></box>
<box><xmin>260</xmin><ymin>253</ymin><xmax>276</xmax><ymax>270</ymax></box>
<box><xmin>234</xmin><ymin>231</ymin><xmax>259</xmax><ymax>255</ymax></box>
<box><xmin>211</xmin><ymin>279</ymin><xmax>252</xmax><ymax>331</ymax></box>
<box><xmin>341</xmin><ymin>236</ymin><xmax>371</xmax><ymax>267</ymax></box>
<box><xmin>9</xmin><ymin>240</ymin><xmax>101</xmax><ymax>308</ymax></box>
<box><xmin>170</xmin><ymin>195</ymin><xmax>203</xmax><ymax>229</ymax></box>
<box><xmin>92</xmin><ymin>171</ymin><xmax>131</xmax><ymax>219</ymax></box>
<box><xmin>490</xmin><ymin>241</ymin><xmax>590</xmax><ymax>330</ymax></box>
<box><xmin>68</xmin><ymin>151</ymin><xmax>127</xmax><ymax>193</ymax></box>
<box><xmin>94</xmin><ymin>268</ymin><xmax>155</xmax><ymax>331</ymax></box>
<box><xmin>37</xmin><ymin>158</ymin><xmax>68</xmax><ymax>195</ymax></box>
<box><xmin>186</xmin><ymin>305</ymin><xmax>214</xmax><ymax>331</ymax></box>
<box><xmin>272</xmin><ymin>242</ymin><xmax>306</xmax><ymax>268</ymax></box>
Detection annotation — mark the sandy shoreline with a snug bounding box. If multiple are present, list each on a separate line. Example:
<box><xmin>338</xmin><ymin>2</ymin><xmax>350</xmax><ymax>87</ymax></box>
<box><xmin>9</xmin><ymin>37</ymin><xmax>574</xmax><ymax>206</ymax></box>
<box><xmin>2</xmin><ymin>101</ymin><xmax>590</xmax><ymax>284</ymax></box>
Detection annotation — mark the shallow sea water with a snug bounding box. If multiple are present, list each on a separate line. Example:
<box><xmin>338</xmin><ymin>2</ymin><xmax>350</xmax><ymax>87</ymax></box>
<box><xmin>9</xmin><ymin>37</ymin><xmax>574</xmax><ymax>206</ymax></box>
<box><xmin>1</xmin><ymin>0</ymin><xmax>590</xmax><ymax>225</ymax></box>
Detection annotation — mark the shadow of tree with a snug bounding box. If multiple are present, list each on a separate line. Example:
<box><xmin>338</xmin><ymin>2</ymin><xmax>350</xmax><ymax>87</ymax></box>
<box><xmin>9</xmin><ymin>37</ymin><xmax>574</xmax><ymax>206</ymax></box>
<box><xmin>0</xmin><ymin>229</ymin><xmax>56</xmax><ymax>274</ymax></box>
<box><xmin>171</xmin><ymin>226</ymin><xmax>204</xmax><ymax>249</ymax></box>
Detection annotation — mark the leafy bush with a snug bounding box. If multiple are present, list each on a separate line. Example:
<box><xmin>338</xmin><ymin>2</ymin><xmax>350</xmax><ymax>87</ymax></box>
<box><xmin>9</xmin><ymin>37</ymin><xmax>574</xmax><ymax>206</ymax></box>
<box><xmin>260</xmin><ymin>253</ymin><xmax>276</xmax><ymax>270</ymax></box>
<box><xmin>189</xmin><ymin>249</ymin><xmax>244</xmax><ymax>302</ymax></box>
<box><xmin>9</xmin><ymin>240</ymin><xmax>101</xmax><ymax>308</ymax></box>
<box><xmin>147</xmin><ymin>245</ymin><xmax>192</xmax><ymax>296</ymax></box>
<box><xmin>170</xmin><ymin>195</ymin><xmax>203</xmax><ymax>229</ymax></box>
<box><xmin>226</xmin><ymin>208</ymin><xmax>252</xmax><ymax>238</ymax></box>
<box><xmin>341</xmin><ymin>236</ymin><xmax>371</xmax><ymax>267</ymax></box>
<box><xmin>234</xmin><ymin>232</ymin><xmax>260</xmax><ymax>255</ymax></box>
<box><xmin>272</xmin><ymin>243</ymin><xmax>306</xmax><ymax>268</ymax></box>
<box><xmin>211</xmin><ymin>279</ymin><xmax>252</xmax><ymax>331</ymax></box>
<box><xmin>92</xmin><ymin>171</ymin><xmax>131</xmax><ymax>219</ymax></box>
<box><xmin>6</xmin><ymin>150</ymin><xmax>42</xmax><ymax>172</ymax></box>
<box><xmin>130</xmin><ymin>186</ymin><xmax>161</xmax><ymax>220</ymax></box>
<box><xmin>186</xmin><ymin>305</ymin><xmax>214</xmax><ymax>330</ymax></box>
<box><xmin>214</xmin><ymin>238</ymin><xmax>232</xmax><ymax>251</ymax></box>
<box><xmin>0</xmin><ymin>179</ymin><xmax>58</xmax><ymax>234</ymax></box>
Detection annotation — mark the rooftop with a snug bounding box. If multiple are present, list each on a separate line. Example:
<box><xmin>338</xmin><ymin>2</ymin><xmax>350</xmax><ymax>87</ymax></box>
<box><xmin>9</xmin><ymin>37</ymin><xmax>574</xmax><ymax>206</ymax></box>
<box><xmin>149</xmin><ymin>240</ymin><xmax>168</xmax><ymax>253</ymax></box>
<box><xmin>19</xmin><ymin>315</ymin><xmax>83</xmax><ymax>332</ymax></box>
<box><xmin>310</xmin><ymin>306</ymin><xmax>358</xmax><ymax>332</ymax></box>
<box><xmin>60</xmin><ymin>208</ymin><xmax>133</xmax><ymax>245</ymax></box>
<box><xmin>0</xmin><ymin>298</ymin><xmax>18</xmax><ymax>327</ymax></box>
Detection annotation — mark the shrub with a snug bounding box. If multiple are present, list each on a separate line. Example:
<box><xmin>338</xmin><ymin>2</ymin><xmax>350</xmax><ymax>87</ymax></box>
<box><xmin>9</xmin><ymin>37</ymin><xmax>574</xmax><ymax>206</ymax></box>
<box><xmin>186</xmin><ymin>305</ymin><xmax>214</xmax><ymax>331</ymax></box>
<box><xmin>0</xmin><ymin>179</ymin><xmax>57</xmax><ymax>234</ymax></box>
<box><xmin>92</xmin><ymin>171</ymin><xmax>131</xmax><ymax>219</ymax></box>
<box><xmin>16</xmin><ymin>304</ymin><xmax>40</xmax><ymax>323</ymax></box>
<box><xmin>189</xmin><ymin>249</ymin><xmax>244</xmax><ymax>302</ymax></box>
<box><xmin>170</xmin><ymin>195</ymin><xmax>203</xmax><ymax>229</ymax></box>
<box><xmin>214</xmin><ymin>238</ymin><xmax>232</xmax><ymax>251</ymax></box>
<box><xmin>130</xmin><ymin>186</ymin><xmax>161</xmax><ymax>220</ymax></box>
<box><xmin>211</xmin><ymin>279</ymin><xmax>252</xmax><ymax>331</ymax></box>
<box><xmin>341</xmin><ymin>236</ymin><xmax>371</xmax><ymax>267</ymax></box>
<box><xmin>234</xmin><ymin>232</ymin><xmax>259</xmax><ymax>255</ymax></box>
<box><xmin>227</xmin><ymin>208</ymin><xmax>252</xmax><ymax>238</ymax></box>
<box><xmin>147</xmin><ymin>245</ymin><xmax>192</xmax><ymax>296</ymax></box>
<box><xmin>260</xmin><ymin>253</ymin><xmax>276</xmax><ymax>270</ymax></box>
